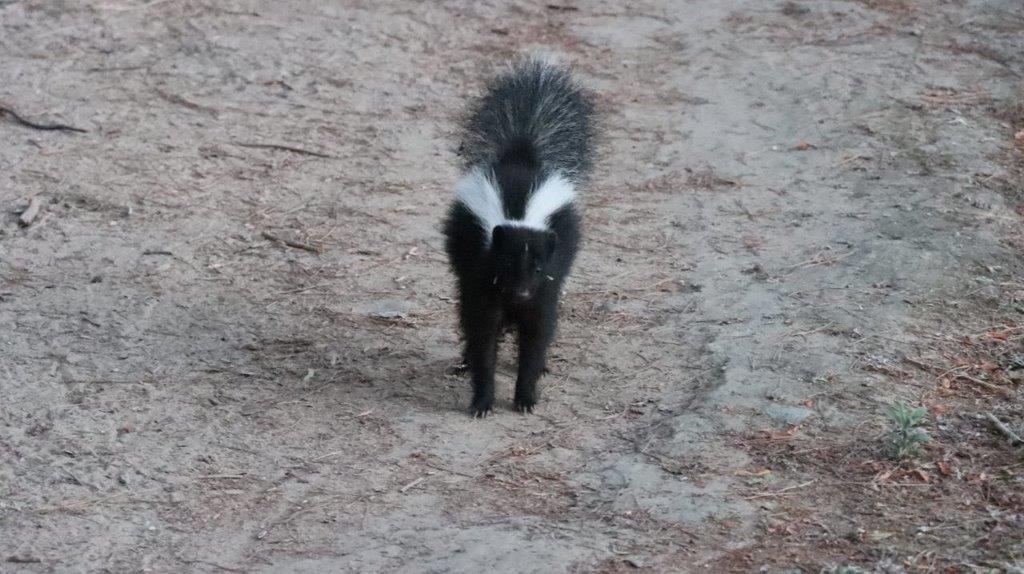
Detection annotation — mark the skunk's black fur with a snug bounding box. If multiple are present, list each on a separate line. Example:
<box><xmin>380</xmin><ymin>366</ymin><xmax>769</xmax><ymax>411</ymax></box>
<box><xmin>443</xmin><ymin>59</ymin><xmax>594</xmax><ymax>417</ymax></box>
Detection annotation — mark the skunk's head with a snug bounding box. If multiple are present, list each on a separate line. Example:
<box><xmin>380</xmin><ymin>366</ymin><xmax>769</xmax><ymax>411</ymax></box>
<box><xmin>490</xmin><ymin>224</ymin><xmax>557</xmax><ymax>301</ymax></box>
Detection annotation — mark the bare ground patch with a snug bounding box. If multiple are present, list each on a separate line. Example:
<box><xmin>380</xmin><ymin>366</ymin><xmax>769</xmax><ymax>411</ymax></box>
<box><xmin>2</xmin><ymin>0</ymin><xmax>1024</xmax><ymax>572</ymax></box>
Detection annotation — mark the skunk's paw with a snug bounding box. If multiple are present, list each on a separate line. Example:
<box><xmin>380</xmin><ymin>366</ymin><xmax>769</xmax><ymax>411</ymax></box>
<box><xmin>513</xmin><ymin>396</ymin><xmax>536</xmax><ymax>414</ymax></box>
<box><xmin>470</xmin><ymin>398</ymin><xmax>493</xmax><ymax>418</ymax></box>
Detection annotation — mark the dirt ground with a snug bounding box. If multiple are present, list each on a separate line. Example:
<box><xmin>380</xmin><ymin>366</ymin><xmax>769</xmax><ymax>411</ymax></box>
<box><xmin>2</xmin><ymin>0</ymin><xmax>1023</xmax><ymax>572</ymax></box>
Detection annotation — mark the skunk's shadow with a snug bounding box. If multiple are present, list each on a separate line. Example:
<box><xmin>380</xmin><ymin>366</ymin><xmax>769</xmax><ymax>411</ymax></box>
<box><xmin>158</xmin><ymin>296</ymin><xmax>530</xmax><ymax>417</ymax></box>
<box><xmin>232</xmin><ymin>325</ymin><xmax>477</xmax><ymax>416</ymax></box>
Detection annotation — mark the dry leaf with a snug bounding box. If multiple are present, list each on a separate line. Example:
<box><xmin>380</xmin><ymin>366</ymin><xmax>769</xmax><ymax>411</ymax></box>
<box><xmin>980</xmin><ymin>361</ymin><xmax>1000</xmax><ymax>372</ymax></box>
<box><xmin>909</xmin><ymin>468</ymin><xmax>931</xmax><ymax>483</ymax></box>
<box><xmin>757</xmin><ymin>426</ymin><xmax>799</xmax><ymax>442</ymax></box>
<box><xmin>966</xmin><ymin>472</ymin><xmax>989</xmax><ymax>485</ymax></box>
<box><xmin>657</xmin><ymin>279</ymin><xmax>687</xmax><ymax>293</ymax></box>
<box><xmin>767</xmin><ymin>521</ymin><xmax>798</xmax><ymax>536</ymax></box>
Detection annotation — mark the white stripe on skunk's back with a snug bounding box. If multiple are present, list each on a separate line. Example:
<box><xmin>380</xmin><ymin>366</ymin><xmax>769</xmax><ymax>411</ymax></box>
<box><xmin>521</xmin><ymin>173</ymin><xmax>575</xmax><ymax>229</ymax></box>
<box><xmin>455</xmin><ymin>168</ymin><xmax>506</xmax><ymax>240</ymax></box>
<box><xmin>455</xmin><ymin>169</ymin><xmax>576</xmax><ymax>244</ymax></box>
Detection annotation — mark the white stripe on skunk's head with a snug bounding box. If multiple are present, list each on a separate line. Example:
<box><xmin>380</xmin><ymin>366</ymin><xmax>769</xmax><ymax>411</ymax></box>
<box><xmin>455</xmin><ymin>169</ymin><xmax>576</xmax><ymax>245</ymax></box>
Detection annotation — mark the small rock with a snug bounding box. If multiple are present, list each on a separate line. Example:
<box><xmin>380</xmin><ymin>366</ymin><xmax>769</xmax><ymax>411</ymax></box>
<box><xmin>764</xmin><ymin>404</ymin><xmax>813</xmax><ymax>427</ymax></box>
<box><xmin>18</xmin><ymin>196</ymin><xmax>43</xmax><ymax>227</ymax></box>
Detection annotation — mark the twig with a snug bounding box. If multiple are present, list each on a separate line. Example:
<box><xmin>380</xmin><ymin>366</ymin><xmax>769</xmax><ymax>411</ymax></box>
<box><xmin>902</xmin><ymin>356</ymin><xmax>940</xmax><ymax>373</ymax></box>
<box><xmin>62</xmin><ymin>378</ymin><xmax>143</xmax><ymax>385</ymax></box>
<box><xmin>902</xmin><ymin>357</ymin><xmax>1013</xmax><ymax>396</ymax></box>
<box><xmin>743</xmin><ymin>479</ymin><xmax>816</xmax><ymax>500</ymax></box>
<box><xmin>274</xmin><ymin>283</ymin><xmax>331</xmax><ymax>296</ymax></box>
<box><xmin>261</xmin><ymin>231</ymin><xmax>323</xmax><ymax>254</ymax></box>
<box><xmin>311</xmin><ymin>450</ymin><xmax>346</xmax><ymax>462</ymax></box>
<box><xmin>0</xmin><ymin>104</ymin><xmax>87</xmax><ymax>133</ymax></box>
<box><xmin>838</xmin><ymin>154</ymin><xmax>871</xmax><ymax>166</ymax></box>
<box><xmin>6</xmin><ymin>556</ymin><xmax>43</xmax><ymax>564</ymax></box>
<box><xmin>957</xmin><ymin>374</ymin><xmax>1014</xmax><ymax>397</ymax></box>
<box><xmin>86</xmin><ymin>65</ymin><xmax>149</xmax><ymax>73</ymax></box>
<box><xmin>421</xmin><ymin>461</ymin><xmax>478</xmax><ymax>479</ymax></box>
<box><xmin>779</xmin><ymin>322</ymin><xmax>835</xmax><ymax>341</ymax></box>
<box><xmin>985</xmin><ymin>413</ymin><xmax>1023</xmax><ymax>446</ymax></box>
<box><xmin>782</xmin><ymin>250</ymin><xmax>856</xmax><ymax>271</ymax></box>
<box><xmin>153</xmin><ymin>88</ymin><xmax>219</xmax><ymax>116</ymax></box>
<box><xmin>399</xmin><ymin>477</ymin><xmax>425</xmax><ymax>493</ymax></box>
<box><xmin>182</xmin><ymin>560</ymin><xmax>245</xmax><ymax>573</ymax></box>
<box><xmin>235</xmin><ymin>142</ymin><xmax>335</xmax><ymax>159</ymax></box>
<box><xmin>18</xmin><ymin>196</ymin><xmax>43</xmax><ymax>226</ymax></box>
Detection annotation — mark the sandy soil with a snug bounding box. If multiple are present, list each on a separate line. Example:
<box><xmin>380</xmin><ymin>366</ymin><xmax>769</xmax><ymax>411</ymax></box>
<box><xmin>2</xmin><ymin>0</ymin><xmax>1023</xmax><ymax>572</ymax></box>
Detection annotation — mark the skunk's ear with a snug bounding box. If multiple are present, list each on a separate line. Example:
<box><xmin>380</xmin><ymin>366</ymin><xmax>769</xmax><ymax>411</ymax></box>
<box><xmin>545</xmin><ymin>230</ymin><xmax>558</xmax><ymax>257</ymax></box>
<box><xmin>491</xmin><ymin>225</ymin><xmax>506</xmax><ymax>249</ymax></box>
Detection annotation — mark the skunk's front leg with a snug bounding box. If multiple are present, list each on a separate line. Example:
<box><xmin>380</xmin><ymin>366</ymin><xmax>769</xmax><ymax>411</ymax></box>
<box><xmin>513</xmin><ymin>303</ymin><xmax>555</xmax><ymax>414</ymax></box>
<box><xmin>462</xmin><ymin>302</ymin><xmax>501</xmax><ymax>418</ymax></box>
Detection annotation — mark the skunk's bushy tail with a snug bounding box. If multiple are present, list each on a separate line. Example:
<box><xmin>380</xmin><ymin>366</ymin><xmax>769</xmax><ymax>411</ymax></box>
<box><xmin>459</xmin><ymin>58</ymin><xmax>594</xmax><ymax>183</ymax></box>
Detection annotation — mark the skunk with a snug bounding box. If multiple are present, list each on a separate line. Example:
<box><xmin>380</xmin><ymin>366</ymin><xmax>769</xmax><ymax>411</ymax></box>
<box><xmin>443</xmin><ymin>58</ymin><xmax>594</xmax><ymax>417</ymax></box>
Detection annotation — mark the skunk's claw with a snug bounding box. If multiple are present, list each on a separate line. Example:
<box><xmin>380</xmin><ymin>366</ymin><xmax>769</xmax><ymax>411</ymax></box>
<box><xmin>513</xmin><ymin>398</ymin><xmax>536</xmax><ymax>414</ymax></box>
<box><xmin>470</xmin><ymin>399</ymin><xmax>493</xmax><ymax>418</ymax></box>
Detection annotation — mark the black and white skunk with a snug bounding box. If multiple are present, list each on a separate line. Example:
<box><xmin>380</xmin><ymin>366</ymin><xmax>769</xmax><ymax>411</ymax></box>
<box><xmin>443</xmin><ymin>58</ymin><xmax>594</xmax><ymax>417</ymax></box>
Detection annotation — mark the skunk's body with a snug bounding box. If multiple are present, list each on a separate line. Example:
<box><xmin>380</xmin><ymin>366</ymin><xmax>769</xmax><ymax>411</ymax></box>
<box><xmin>443</xmin><ymin>59</ymin><xmax>594</xmax><ymax>417</ymax></box>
